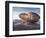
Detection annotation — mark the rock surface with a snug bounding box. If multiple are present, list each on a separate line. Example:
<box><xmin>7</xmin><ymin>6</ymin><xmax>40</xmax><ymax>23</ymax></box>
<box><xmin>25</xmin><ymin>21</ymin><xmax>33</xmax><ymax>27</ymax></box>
<box><xmin>13</xmin><ymin>20</ymin><xmax>40</xmax><ymax>31</ymax></box>
<box><xmin>19</xmin><ymin>12</ymin><xmax>40</xmax><ymax>23</ymax></box>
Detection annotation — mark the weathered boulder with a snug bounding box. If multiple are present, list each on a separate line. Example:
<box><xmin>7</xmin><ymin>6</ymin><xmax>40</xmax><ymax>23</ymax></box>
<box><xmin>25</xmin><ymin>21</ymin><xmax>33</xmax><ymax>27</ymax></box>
<box><xmin>19</xmin><ymin>12</ymin><xmax>40</xmax><ymax>24</ymax></box>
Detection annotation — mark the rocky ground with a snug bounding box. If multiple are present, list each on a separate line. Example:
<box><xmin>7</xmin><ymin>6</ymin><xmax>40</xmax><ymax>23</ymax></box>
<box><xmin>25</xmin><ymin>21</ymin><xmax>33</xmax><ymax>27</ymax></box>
<box><xmin>13</xmin><ymin>19</ymin><xmax>40</xmax><ymax>31</ymax></box>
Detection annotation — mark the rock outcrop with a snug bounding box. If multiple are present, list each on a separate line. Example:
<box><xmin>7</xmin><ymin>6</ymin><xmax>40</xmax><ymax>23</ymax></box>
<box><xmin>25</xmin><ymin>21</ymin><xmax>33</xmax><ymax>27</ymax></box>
<box><xmin>19</xmin><ymin>12</ymin><xmax>40</xmax><ymax>24</ymax></box>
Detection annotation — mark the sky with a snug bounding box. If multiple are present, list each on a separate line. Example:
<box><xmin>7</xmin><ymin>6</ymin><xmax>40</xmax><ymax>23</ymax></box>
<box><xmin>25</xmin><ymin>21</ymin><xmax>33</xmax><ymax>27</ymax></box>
<box><xmin>12</xmin><ymin>7</ymin><xmax>40</xmax><ymax>20</ymax></box>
